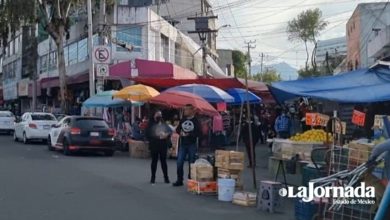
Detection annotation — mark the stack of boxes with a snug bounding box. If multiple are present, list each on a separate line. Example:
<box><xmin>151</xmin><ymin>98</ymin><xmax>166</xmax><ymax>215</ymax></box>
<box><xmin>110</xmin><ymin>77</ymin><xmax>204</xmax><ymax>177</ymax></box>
<box><xmin>257</xmin><ymin>181</ymin><xmax>282</xmax><ymax>213</ymax></box>
<box><xmin>128</xmin><ymin>139</ymin><xmax>150</xmax><ymax>158</ymax></box>
<box><xmin>188</xmin><ymin>162</ymin><xmax>217</xmax><ymax>195</ymax></box>
<box><xmin>215</xmin><ymin>150</ymin><xmax>245</xmax><ymax>190</ymax></box>
<box><xmin>232</xmin><ymin>191</ymin><xmax>257</xmax><ymax>207</ymax></box>
<box><xmin>347</xmin><ymin>141</ymin><xmax>374</xmax><ymax>169</ymax></box>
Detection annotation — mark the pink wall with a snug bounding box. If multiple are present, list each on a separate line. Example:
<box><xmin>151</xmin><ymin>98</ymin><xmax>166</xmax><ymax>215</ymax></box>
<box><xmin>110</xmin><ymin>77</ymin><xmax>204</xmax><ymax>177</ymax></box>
<box><xmin>346</xmin><ymin>9</ymin><xmax>361</xmax><ymax>70</ymax></box>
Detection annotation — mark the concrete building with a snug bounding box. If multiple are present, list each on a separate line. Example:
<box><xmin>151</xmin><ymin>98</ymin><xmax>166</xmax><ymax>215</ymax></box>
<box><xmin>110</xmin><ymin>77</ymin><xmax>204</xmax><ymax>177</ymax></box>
<box><xmin>217</xmin><ymin>49</ymin><xmax>234</xmax><ymax>77</ymax></box>
<box><xmin>368</xmin><ymin>24</ymin><xmax>390</xmax><ymax>62</ymax></box>
<box><xmin>316</xmin><ymin>36</ymin><xmax>347</xmax><ymax>64</ymax></box>
<box><xmin>346</xmin><ymin>3</ymin><xmax>390</xmax><ymax>70</ymax></box>
<box><xmin>35</xmin><ymin>5</ymin><xmax>205</xmax><ymax>113</ymax></box>
<box><xmin>150</xmin><ymin>0</ymin><xmax>217</xmax><ymax>57</ymax></box>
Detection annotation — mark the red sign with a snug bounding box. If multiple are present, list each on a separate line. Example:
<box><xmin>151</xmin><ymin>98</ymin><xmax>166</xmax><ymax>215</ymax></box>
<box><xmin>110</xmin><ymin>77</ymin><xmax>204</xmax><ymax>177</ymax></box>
<box><xmin>306</xmin><ymin>113</ymin><xmax>330</xmax><ymax>127</ymax></box>
<box><xmin>352</xmin><ymin>110</ymin><xmax>366</xmax><ymax>127</ymax></box>
<box><xmin>217</xmin><ymin>102</ymin><xmax>227</xmax><ymax>112</ymax></box>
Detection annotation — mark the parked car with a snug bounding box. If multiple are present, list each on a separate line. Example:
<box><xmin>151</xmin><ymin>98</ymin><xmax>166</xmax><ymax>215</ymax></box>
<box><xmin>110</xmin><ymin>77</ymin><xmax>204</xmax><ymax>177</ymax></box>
<box><xmin>0</xmin><ymin>111</ymin><xmax>16</xmax><ymax>134</ymax></box>
<box><xmin>48</xmin><ymin>116</ymin><xmax>116</xmax><ymax>156</ymax></box>
<box><xmin>14</xmin><ymin>112</ymin><xmax>58</xmax><ymax>144</ymax></box>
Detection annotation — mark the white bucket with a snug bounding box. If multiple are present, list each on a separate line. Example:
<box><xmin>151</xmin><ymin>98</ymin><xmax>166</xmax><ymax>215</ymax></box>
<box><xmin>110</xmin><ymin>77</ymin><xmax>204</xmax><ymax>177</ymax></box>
<box><xmin>218</xmin><ymin>178</ymin><xmax>236</xmax><ymax>202</ymax></box>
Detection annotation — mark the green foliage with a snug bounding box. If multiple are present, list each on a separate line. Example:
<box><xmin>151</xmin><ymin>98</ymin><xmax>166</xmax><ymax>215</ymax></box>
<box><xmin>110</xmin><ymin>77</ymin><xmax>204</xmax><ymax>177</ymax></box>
<box><xmin>298</xmin><ymin>67</ymin><xmax>322</xmax><ymax>78</ymax></box>
<box><xmin>252</xmin><ymin>69</ymin><xmax>281</xmax><ymax>84</ymax></box>
<box><xmin>0</xmin><ymin>0</ymin><xmax>35</xmax><ymax>51</ymax></box>
<box><xmin>232</xmin><ymin>50</ymin><xmax>247</xmax><ymax>78</ymax></box>
<box><xmin>287</xmin><ymin>8</ymin><xmax>328</xmax><ymax>71</ymax></box>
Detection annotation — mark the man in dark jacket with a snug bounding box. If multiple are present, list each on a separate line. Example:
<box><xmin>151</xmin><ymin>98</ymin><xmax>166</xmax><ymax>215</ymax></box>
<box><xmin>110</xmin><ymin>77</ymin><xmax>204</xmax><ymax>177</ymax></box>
<box><xmin>146</xmin><ymin>110</ymin><xmax>172</xmax><ymax>184</ymax></box>
<box><xmin>173</xmin><ymin>104</ymin><xmax>202</xmax><ymax>187</ymax></box>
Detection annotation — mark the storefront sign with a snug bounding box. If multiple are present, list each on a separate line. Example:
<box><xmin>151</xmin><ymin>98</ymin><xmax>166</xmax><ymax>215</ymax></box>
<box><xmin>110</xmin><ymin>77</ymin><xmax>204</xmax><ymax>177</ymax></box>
<box><xmin>334</xmin><ymin>121</ymin><xmax>347</xmax><ymax>135</ymax></box>
<box><xmin>18</xmin><ymin>80</ymin><xmax>29</xmax><ymax>97</ymax></box>
<box><xmin>352</xmin><ymin>110</ymin><xmax>366</xmax><ymax>127</ymax></box>
<box><xmin>374</xmin><ymin>115</ymin><xmax>390</xmax><ymax>129</ymax></box>
<box><xmin>217</xmin><ymin>102</ymin><xmax>227</xmax><ymax>112</ymax></box>
<box><xmin>3</xmin><ymin>81</ymin><xmax>18</xmax><ymax>101</ymax></box>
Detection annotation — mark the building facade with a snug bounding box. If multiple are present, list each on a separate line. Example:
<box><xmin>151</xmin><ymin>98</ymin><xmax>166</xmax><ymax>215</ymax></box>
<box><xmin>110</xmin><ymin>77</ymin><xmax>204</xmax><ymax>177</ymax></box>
<box><xmin>217</xmin><ymin>49</ymin><xmax>234</xmax><ymax>77</ymax></box>
<box><xmin>346</xmin><ymin>3</ymin><xmax>390</xmax><ymax>70</ymax></box>
<box><xmin>316</xmin><ymin>36</ymin><xmax>347</xmax><ymax>63</ymax></box>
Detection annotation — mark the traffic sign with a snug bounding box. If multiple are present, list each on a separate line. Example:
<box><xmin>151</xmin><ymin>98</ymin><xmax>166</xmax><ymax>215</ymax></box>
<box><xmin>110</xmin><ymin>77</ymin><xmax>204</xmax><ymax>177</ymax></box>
<box><xmin>93</xmin><ymin>46</ymin><xmax>111</xmax><ymax>64</ymax></box>
<box><xmin>96</xmin><ymin>64</ymin><xmax>109</xmax><ymax>77</ymax></box>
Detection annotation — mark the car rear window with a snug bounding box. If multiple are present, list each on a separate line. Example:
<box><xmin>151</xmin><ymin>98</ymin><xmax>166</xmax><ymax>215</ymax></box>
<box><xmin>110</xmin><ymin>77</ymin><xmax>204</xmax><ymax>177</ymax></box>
<box><xmin>31</xmin><ymin>114</ymin><xmax>56</xmax><ymax>121</ymax></box>
<box><xmin>0</xmin><ymin>112</ymin><xmax>14</xmax><ymax>117</ymax></box>
<box><xmin>74</xmin><ymin>118</ymin><xmax>109</xmax><ymax>129</ymax></box>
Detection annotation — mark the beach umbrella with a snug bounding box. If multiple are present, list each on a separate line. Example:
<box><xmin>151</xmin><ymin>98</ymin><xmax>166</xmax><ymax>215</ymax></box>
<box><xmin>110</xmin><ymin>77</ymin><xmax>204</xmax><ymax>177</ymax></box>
<box><xmin>114</xmin><ymin>84</ymin><xmax>160</xmax><ymax>102</ymax></box>
<box><xmin>150</xmin><ymin>90</ymin><xmax>219</xmax><ymax>116</ymax></box>
<box><xmin>167</xmin><ymin>84</ymin><xmax>234</xmax><ymax>103</ymax></box>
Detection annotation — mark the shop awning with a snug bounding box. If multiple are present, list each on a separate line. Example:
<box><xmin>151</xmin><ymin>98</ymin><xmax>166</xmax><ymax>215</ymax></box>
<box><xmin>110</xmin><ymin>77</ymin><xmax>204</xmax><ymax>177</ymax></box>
<box><xmin>40</xmin><ymin>73</ymin><xmax>89</xmax><ymax>89</ymax></box>
<box><xmin>270</xmin><ymin>66</ymin><xmax>390</xmax><ymax>103</ymax></box>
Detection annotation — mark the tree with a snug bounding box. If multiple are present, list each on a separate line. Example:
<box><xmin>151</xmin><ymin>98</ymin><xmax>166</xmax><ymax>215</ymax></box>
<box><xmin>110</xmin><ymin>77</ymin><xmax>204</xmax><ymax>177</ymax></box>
<box><xmin>232</xmin><ymin>50</ymin><xmax>247</xmax><ymax>78</ymax></box>
<box><xmin>298</xmin><ymin>67</ymin><xmax>321</xmax><ymax>78</ymax></box>
<box><xmin>252</xmin><ymin>69</ymin><xmax>281</xmax><ymax>84</ymax></box>
<box><xmin>287</xmin><ymin>8</ymin><xmax>328</xmax><ymax>72</ymax></box>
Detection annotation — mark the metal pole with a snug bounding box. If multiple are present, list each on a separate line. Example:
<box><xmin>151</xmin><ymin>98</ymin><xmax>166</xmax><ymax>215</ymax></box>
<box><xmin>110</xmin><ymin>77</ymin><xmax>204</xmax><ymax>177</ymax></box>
<box><xmin>236</xmin><ymin>102</ymin><xmax>244</xmax><ymax>151</ymax></box>
<box><xmin>87</xmin><ymin>0</ymin><xmax>95</xmax><ymax>97</ymax></box>
<box><xmin>245</xmin><ymin>40</ymin><xmax>257</xmax><ymax>189</ymax></box>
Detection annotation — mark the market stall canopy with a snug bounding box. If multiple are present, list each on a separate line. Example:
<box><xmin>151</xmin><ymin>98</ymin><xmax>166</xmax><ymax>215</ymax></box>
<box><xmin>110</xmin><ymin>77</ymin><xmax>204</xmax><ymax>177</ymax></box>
<box><xmin>150</xmin><ymin>91</ymin><xmax>219</xmax><ymax>116</ymax></box>
<box><xmin>167</xmin><ymin>84</ymin><xmax>234</xmax><ymax>103</ymax></box>
<box><xmin>113</xmin><ymin>84</ymin><xmax>160</xmax><ymax>102</ymax></box>
<box><xmin>227</xmin><ymin>88</ymin><xmax>262</xmax><ymax>105</ymax></box>
<box><xmin>270</xmin><ymin>66</ymin><xmax>390</xmax><ymax>103</ymax></box>
<box><xmin>83</xmin><ymin>90</ymin><xmax>135</xmax><ymax>108</ymax></box>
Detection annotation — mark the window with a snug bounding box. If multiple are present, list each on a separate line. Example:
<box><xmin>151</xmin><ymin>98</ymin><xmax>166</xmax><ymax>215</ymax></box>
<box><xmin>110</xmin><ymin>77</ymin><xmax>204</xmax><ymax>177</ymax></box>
<box><xmin>74</xmin><ymin>118</ymin><xmax>108</xmax><ymax>129</ymax></box>
<box><xmin>31</xmin><ymin>114</ymin><xmax>56</xmax><ymax>121</ymax></box>
<box><xmin>49</xmin><ymin>52</ymin><xmax>57</xmax><ymax>70</ymax></box>
<box><xmin>15</xmin><ymin>36</ymin><xmax>19</xmax><ymax>54</ymax></box>
<box><xmin>40</xmin><ymin>55</ymin><xmax>48</xmax><ymax>74</ymax></box>
<box><xmin>64</xmin><ymin>46</ymin><xmax>69</xmax><ymax>66</ymax></box>
<box><xmin>78</xmin><ymin>38</ymin><xmax>88</xmax><ymax>62</ymax></box>
<box><xmin>68</xmin><ymin>42</ymin><xmax>78</xmax><ymax>65</ymax></box>
<box><xmin>161</xmin><ymin>34</ymin><xmax>169</xmax><ymax>61</ymax></box>
<box><xmin>116</xmin><ymin>26</ymin><xmax>142</xmax><ymax>52</ymax></box>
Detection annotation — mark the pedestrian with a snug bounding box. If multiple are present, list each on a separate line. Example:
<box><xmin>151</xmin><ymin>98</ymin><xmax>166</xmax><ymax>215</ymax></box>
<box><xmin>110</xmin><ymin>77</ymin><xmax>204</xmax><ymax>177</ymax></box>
<box><xmin>274</xmin><ymin>109</ymin><xmax>292</xmax><ymax>139</ymax></box>
<box><xmin>146</xmin><ymin>110</ymin><xmax>172</xmax><ymax>184</ymax></box>
<box><xmin>173</xmin><ymin>104</ymin><xmax>202</xmax><ymax>187</ymax></box>
<box><xmin>241</xmin><ymin>115</ymin><xmax>261</xmax><ymax>168</ymax></box>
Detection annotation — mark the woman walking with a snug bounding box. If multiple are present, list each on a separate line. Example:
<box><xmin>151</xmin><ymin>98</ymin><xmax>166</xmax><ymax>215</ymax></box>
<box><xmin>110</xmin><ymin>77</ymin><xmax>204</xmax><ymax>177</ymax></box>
<box><xmin>146</xmin><ymin>110</ymin><xmax>172</xmax><ymax>184</ymax></box>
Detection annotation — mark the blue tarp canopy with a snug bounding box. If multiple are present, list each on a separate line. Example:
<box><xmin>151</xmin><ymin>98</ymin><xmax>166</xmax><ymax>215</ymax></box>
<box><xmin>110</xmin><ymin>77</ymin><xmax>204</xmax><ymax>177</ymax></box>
<box><xmin>270</xmin><ymin>66</ymin><xmax>390</xmax><ymax>103</ymax></box>
<box><xmin>226</xmin><ymin>88</ymin><xmax>262</xmax><ymax>105</ymax></box>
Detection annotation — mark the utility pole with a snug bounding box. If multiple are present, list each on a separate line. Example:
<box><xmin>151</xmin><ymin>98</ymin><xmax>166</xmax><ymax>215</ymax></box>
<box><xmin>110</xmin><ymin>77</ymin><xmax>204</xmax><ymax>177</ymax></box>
<box><xmin>260</xmin><ymin>52</ymin><xmax>264</xmax><ymax>74</ymax></box>
<box><xmin>188</xmin><ymin>0</ymin><xmax>218</xmax><ymax>77</ymax></box>
<box><xmin>244</xmin><ymin>40</ymin><xmax>257</xmax><ymax>189</ymax></box>
<box><xmin>96</xmin><ymin>0</ymin><xmax>107</xmax><ymax>93</ymax></box>
<box><xmin>87</xmin><ymin>0</ymin><xmax>95</xmax><ymax>97</ymax></box>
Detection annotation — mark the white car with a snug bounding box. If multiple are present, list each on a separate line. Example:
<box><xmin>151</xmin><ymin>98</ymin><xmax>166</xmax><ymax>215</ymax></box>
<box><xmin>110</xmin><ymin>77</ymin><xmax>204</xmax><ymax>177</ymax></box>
<box><xmin>0</xmin><ymin>111</ymin><xmax>16</xmax><ymax>134</ymax></box>
<box><xmin>14</xmin><ymin>112</ymin><xmax>58</xmax><ymax>144</ymax></box>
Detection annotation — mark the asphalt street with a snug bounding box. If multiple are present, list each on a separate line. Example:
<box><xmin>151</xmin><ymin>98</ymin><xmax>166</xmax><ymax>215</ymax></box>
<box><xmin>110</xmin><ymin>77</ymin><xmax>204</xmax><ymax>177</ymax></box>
<box><xmin>0</xmin><ymin>134</ymin><xmax>294</xmax><ymax>220</ymax></box>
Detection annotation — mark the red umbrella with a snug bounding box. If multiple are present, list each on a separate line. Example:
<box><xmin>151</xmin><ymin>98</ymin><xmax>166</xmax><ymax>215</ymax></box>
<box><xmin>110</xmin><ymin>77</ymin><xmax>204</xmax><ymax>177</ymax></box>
<box><xmin>150</xmin><ymin>91</ymin><xmax>219</xmax><ymax>116</ymax></box>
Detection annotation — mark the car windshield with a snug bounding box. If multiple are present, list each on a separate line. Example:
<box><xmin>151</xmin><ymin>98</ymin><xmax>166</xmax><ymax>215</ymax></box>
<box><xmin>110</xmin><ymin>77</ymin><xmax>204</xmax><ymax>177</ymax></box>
<box><xmin>31</xmin><ymin>114</ymin><xmax>56</xmax><ymax>121</ymax></box>
<box><xmin>74</xmin><ymin>118</ymin><xmax>108</xmax><ymax>130</ymax></box>
<box><xmin>0</xmin><ymin>112</ymin><xmax>14</xmax><ymax>117</ymax></box>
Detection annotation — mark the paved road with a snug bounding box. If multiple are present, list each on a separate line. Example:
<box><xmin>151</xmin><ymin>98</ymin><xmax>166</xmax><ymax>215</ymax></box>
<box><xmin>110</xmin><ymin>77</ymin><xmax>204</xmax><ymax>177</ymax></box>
<box><xmin>0</xmin><ymin>134</ymin><xmax>293</xmax><ymax>220</ymax></box>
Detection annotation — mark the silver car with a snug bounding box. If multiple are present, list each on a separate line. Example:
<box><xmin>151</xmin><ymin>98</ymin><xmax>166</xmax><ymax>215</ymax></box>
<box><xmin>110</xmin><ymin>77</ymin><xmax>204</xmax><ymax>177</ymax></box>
<box><xmin>0</xmin><ymin>111</ymin><xmax>16</xmax><ymax>134</ymax></box>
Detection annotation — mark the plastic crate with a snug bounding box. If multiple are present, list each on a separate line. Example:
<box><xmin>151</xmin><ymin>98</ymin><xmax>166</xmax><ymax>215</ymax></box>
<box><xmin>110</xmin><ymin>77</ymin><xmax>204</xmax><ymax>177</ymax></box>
<box><xmin>295</xmin><ymin>199</ymin><xmax>318</xmax><ymax>220</ymax></box>
<box><xmin>302</xmin><ymin>165</ymin><xmax>326</xmax><ymax>187</ymax></box>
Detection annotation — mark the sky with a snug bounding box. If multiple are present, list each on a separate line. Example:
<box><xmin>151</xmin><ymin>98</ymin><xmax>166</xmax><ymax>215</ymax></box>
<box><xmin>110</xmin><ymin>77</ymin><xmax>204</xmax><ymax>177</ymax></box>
<box><xmin>211</xmin><ymin>0</ymin><xmax>389</xmax><ymax>69</ymax></box>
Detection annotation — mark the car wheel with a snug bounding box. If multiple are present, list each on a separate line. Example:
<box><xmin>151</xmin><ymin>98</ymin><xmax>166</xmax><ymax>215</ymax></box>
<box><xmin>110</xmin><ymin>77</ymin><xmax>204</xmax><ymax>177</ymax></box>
<box><xmin>47</xmin><ymin>136</ymin><xmax>55</xmax><ymax>151</ymax></box>
<box><xmin>23</xmin><ymin>132</ymin><xmax>29</xmax><ymax>144</ymax></box>
<box><xmin>104</xmin><ymin>150</ymin><xmax>114</xmax><ymax>157</ymax></box>
<box><xmin>63</xmin><ymin>140</ymin><xmax>71</xmax><ymax>156</ymax></box>
<box><xmin>13</xmin><ymin>132</ymin><xmax>18</xmax><ymax>142</ymax></box>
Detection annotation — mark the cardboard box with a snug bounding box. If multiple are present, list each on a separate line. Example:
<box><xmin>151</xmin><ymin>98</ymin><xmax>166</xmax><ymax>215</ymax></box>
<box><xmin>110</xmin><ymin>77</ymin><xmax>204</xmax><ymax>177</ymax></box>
<box><xmin>191</xmin><ymin>165</ymin><xmax>214</xmax><ymax>181</ymax></box>
<box><xmin>187</xmin><ymin>179</ymin><xmax>217</xmax><ymax>195</ymax></box>
<box><xmin>348</xmin><ymin>141</ymin><xmax>374</xmax><ymax>169</ymax></box>
<box><xmin>129</xmin><ymin>139</ymin><xmax>150</xmax><ymax>158</ymax></box>
<box><xmin>215</xmin><ymin>150</ymin><xmax>245</xmax><ymax>170</ymax></box>
<box><xmin>233</xmin><ymin>192</ymin><xmax>257</xmax><ymax>207</ymax></box>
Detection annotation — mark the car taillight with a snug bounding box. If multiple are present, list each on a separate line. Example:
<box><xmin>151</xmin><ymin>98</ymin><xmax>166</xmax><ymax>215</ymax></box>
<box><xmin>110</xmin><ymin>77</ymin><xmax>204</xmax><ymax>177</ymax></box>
<box><xmin>29</xmin><ymin>123</ymin><xmax>37</xmax><ymax>129</ymax></box>
<box><xmin>108</xmin><ymin>128</ymin><xmax>116</xmax><ymax>136</ymax></box>
<box><xmin>70</xmin><ymin>128</ymin><xmax>81</xmax><ymax>135</ymax></box>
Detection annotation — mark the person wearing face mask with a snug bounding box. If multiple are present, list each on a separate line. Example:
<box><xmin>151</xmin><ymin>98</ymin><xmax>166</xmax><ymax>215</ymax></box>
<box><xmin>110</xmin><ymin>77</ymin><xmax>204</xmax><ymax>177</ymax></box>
<box><xmin>146</xmin><ymin>110</ymin><xmax>172</xmax><ymax>184</ymax></box>
<box><xmin>274</xmin><ymin>108</ymin><xmax>292</xmax><ymax>139</ymax></box>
